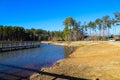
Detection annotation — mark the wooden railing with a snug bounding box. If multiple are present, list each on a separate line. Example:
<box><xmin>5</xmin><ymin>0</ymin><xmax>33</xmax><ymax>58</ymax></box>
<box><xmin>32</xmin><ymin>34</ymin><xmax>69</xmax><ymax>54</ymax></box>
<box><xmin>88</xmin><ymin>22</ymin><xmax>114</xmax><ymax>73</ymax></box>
<box><xmin>0</xmin><ymin>41</ymin><xmax>40</xmax><ymax>52</ymax></box>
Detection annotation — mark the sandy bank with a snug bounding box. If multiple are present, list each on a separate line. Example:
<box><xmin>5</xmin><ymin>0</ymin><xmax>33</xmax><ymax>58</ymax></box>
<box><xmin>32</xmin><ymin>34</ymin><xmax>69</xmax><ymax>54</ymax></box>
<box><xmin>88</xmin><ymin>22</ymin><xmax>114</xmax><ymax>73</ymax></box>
<box><xmin>30</xmin><ymin>41</ymin><xmax>120</xmax><ymax>80</ymax></box>
<box><xmin>41</xmin><ymin>41</ymin><xmax>68</xmax><ymax>46</ymax></box>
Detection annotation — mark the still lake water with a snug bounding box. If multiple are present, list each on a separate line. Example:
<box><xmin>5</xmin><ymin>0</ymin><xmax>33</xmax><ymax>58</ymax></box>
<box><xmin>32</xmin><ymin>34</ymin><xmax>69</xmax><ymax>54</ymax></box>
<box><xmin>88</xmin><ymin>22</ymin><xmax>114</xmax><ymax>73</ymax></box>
<box><xmin>0</xmin><ymin>43</ymin><xmax>71</xmax><ymax>80</ymax></box>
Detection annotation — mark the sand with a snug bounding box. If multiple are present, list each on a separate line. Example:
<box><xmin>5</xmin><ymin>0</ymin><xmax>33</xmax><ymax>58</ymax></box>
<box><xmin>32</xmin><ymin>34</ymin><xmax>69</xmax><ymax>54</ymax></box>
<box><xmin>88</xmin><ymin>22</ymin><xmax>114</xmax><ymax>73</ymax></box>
<box><xmin>30</xmin><ymin>41</ymin><xmax>120</xmax><ymax>80</ymax></box>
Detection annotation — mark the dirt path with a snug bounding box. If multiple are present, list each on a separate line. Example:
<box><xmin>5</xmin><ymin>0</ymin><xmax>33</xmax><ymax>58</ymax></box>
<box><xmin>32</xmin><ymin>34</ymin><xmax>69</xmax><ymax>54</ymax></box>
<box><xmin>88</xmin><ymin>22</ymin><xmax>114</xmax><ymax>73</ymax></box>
<box><xmin>30</xmin><ymin>41</ymin><xmax>120</xmax><ymax>80</ymax></box>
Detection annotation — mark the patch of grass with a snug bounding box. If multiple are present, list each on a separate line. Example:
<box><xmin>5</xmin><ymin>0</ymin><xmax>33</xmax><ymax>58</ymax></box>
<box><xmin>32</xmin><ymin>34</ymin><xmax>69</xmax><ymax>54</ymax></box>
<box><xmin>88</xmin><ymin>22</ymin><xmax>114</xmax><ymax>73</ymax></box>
<box><xmin>77</xmin><ymin>45</ymin><xmax>85</xmax><ymax>48</ymax></box>
<box><xmin>65</xmin><ymin>41</ymin><xmax>71</xmax><ymax>45</ymax></box>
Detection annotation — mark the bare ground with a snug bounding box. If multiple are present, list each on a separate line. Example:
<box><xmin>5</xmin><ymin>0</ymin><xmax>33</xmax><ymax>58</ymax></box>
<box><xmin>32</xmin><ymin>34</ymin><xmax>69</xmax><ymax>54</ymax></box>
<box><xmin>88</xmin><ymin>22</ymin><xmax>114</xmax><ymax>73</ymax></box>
<box><xmin>30</xmin><ymin>41</ymin><xmax>120</xmax><ymax>80</ymax></box>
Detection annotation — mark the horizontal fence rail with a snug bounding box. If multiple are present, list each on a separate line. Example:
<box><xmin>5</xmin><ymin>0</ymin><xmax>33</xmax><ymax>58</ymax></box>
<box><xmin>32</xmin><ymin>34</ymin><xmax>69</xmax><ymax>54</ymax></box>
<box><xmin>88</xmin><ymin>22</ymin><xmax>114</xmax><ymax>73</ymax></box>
<box><xmin>0</xmin><ymin>41</ymin><xmax>40</xmax><ymax>52</ymax></box>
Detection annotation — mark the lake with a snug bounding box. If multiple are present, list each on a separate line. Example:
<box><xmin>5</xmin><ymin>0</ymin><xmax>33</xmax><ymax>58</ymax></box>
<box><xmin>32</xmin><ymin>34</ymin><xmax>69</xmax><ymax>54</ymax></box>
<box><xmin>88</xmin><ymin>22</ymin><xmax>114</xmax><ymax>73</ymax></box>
<box><xmin>0</xmin><ymin>43</ymin><xmax>71</xmax><ymax>80</ymax></box>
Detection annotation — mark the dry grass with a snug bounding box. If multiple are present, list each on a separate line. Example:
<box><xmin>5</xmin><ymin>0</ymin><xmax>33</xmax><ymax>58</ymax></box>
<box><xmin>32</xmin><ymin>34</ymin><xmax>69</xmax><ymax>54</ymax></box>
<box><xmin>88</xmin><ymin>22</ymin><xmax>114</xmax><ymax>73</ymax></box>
<box><xmin>30</xmin><ymin>41</ymin><xmax>120</xmax><ymax>80</ymax></box>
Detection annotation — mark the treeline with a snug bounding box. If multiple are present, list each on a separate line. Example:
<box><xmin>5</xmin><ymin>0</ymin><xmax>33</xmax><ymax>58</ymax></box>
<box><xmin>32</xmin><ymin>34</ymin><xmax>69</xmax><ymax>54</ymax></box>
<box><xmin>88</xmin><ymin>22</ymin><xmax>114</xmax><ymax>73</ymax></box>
<box><xmin>0</xmin><ymin>25</ymin><xmax>64</xmax><ymax>41</ymax></box>
<box><xmin>0</xmin><ymin>26</ymin><xmax>47</xmax><ymax>41</ymax></box>
<box><xmin>63</xmin><ymin>11</ymin><xmax>120</xmax><ymax>41</ymax></box>
<box><xmin>86</xmin><ymin>11</ymin><xmax>120</xmax><ymax>40</ymax></box>
<box><xmin>0</xmin><ymin>26</ymin><xmax>26</xmax><ymax>41</ymax></box>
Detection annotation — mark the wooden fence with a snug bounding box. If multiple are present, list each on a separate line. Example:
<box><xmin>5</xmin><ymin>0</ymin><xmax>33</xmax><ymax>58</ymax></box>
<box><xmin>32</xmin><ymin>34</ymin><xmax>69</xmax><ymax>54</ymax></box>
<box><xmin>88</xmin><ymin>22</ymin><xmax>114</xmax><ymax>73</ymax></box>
<box><xmin>0</xmin><ymin>41</ymin><xmax>40</xmax><ymax>52</ymax></box>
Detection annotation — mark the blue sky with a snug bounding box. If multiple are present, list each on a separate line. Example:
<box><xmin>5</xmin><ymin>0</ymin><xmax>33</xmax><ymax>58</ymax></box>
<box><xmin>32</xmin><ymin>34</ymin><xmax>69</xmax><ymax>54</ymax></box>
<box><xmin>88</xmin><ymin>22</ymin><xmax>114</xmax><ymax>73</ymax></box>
<box><xmin>0</xmin><ymin>0</ymin><xmax>120</xmax><ymax>31</ymax></box>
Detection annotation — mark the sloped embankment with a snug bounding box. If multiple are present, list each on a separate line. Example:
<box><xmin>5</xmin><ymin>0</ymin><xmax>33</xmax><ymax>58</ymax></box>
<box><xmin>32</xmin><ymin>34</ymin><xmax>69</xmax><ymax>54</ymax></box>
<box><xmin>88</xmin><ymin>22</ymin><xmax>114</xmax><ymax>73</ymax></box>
<box><xmin>30</xmin><ymin>41</ymin><xmax>120</xmax><ymax>80</ymax></box>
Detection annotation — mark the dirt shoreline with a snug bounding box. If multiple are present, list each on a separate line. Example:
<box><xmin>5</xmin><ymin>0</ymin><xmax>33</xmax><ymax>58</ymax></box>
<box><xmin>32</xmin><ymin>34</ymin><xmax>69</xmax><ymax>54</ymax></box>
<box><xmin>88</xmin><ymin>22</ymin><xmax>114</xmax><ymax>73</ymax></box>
<box><xmin>41</xmin><ymin>41</ymin><xmax>68</xmax><ymax>46</ymax></box>
<box><xmin>30</xmin><ymin>41</ymin><xmax>120</xmax><ymax>80</ymax></box>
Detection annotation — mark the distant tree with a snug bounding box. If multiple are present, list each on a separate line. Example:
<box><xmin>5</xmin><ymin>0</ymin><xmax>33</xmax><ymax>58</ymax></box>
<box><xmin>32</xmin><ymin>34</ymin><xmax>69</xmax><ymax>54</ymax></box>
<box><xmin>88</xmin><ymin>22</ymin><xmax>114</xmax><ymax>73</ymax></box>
<box><xmin>82</xmin><ymin>22</ymin><xmax>87</xmax><ymax>34</ymax></box>
<box><xmin>88</xmin><ymin>21</ymin><xmax>96</xmax><ymax>36</ymax></box>
<box><xmin>111</xmin><ymin>18</ymin><xmax>117</xmax><ymax>35</ymax></box>
<box><xmin>113</xmin><ymin>12</ymin><xmax>120</xmax><ymax>35</ymax></box>
<box><xmin>102</xmin><ymin>16</ymin><xmax>111</xmax><ymax>40</ymax></box>
<box><xmin>63</xmin><ymin>26</ymin><xmax>69</xmax><ymax>41</ymax></box>
<box><xmin>63</xmin><ymin>17</ymin><xmax>84</xmax><ymax>41</ymax></box>
<box><xmin>73</xmin><ymin>21</ymin><xmax>83</xmax><ymax>40</ymax></box>
<box><xmin>95</xmin><ymin>18</ymin><xmax>102</xmax><ymax>37</ymax></box>
<box><xmin>0</xmin><ymin>25</ymin><xmax>3</xmax><ymax>40</ymax></box>
<box><xmin>64</xmin><ymin>17</ymin><xmax>75</xmax><ymax>41</ymax></box>
<box><xmin>114</xmin><ymin>12</ymin><xmax>120</xmax><ymax>20</ymax></box>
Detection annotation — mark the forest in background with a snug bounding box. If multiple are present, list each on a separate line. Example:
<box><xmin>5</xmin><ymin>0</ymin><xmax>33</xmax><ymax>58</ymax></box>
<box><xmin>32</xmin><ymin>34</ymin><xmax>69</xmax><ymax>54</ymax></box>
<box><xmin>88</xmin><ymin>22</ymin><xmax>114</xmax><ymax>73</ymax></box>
<box><xmin>0</xmin><ymin>11</ymin><xmax>120</xmax><ymax>41</ymax></box>
<box><xmin>0</xmin><ymin>25</ymin><xmax>63</xmax><ymax>41</ymax></box>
